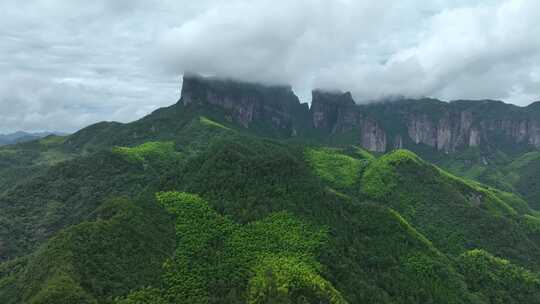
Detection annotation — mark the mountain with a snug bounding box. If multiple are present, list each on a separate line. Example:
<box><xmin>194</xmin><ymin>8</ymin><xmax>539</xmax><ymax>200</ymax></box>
<box><xmin>179</xmin><ymin>75</ymin><xmax>540</xmax><ymax>155</ymax></box>
<box><xmin>1</xmin><ymin>75</ymin><xmax>540</xmax><ymax>303</ymax></box>
<box><xmin>0</xmin><ymin>131</ymin><xmax>68</xmax><ymax>146</ymax></box>
<box><xmin>177</xmin><ymin>75</ymin><xmax>540</xmax><ymax>208</ymax></box>
<box><xmin>180</xmin><ymin>74</ymin><xmax>310</xmax><ymax>133</ymax></box>
<box><xmin>311</xmin><ymin>97</ymin><xmax>540</xmax><ymax>153</ymax></box>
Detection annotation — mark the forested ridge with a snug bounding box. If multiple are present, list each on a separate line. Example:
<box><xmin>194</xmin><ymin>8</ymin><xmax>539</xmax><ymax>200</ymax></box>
<box><xmin>1</xmin><ymin>97</ymin><xmax>540</xmax><ymax>303</ymax></box>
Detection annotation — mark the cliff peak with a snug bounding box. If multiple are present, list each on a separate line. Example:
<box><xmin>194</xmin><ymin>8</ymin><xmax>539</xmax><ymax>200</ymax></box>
<box><xmin>311</xmin><ymin>89</ymin><xmax>355</xmax><ymax>106</ymax></box>
<box><xmin>178</xmin><ymin>74</ymin><xmax>540</xmax><ymax>153</ymax></box>
<box><xmin>181</xmin><ymin>74</ymin><xmax>294</xmax><ymax>105</ymax></box>
<box><xmin>310</xmin><ymin>89</ymin><xmax>356</xmax><ymax>131</ymax></box>
<box><xmin>179</xmin><ymin>74</ymin><xmax>306</xmax><ymax>135</ymax></box>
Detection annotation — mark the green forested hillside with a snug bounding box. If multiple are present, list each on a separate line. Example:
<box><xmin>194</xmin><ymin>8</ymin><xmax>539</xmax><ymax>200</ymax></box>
<box><xmin>437</xmin><ymin>149</ymin><xmax>540</xmax><ymax>210</ymax></box>
<box><xmin>1</xmin><ymin>99</ymin><xmax>540</xmax><ymax>303</ymax></box>
<box><xmin>0</xmin><ymin>196</ymin><xmax>175</xmax><ymax>304</ymax></box>
<box><xmin>0</xmin><ymin>135</ymin><xmax>75</xmax><ymax>193</ymax></box>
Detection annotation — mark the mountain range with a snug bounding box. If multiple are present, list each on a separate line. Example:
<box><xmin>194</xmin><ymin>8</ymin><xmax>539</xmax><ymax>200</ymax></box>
<box><xmin>0</xmin><ymin>131</ymin><xmax>68</xmax><ymax>146</ymax></box>
<box><xmin>181</xmin><ymin>74</ymin><xmax>540</xmax><ymax>153</ymax></box>
<box><xmin>1</xmin><ymin>74</ymin><xmax>540</xmax><ymax>304</ymax></box>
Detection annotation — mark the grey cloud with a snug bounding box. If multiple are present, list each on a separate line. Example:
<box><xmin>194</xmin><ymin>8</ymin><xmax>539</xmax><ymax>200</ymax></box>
<box><xmin>0</xmin><ymin>0</ymin><xmax>188</xmax><ymax>133</ymax></box>
<box><xmin>0</xmin><ymin>0</ymin><xmax>539</xmax><ymax>133</ymax></box>
<box><xmin>159</xmin><ymin>0</ymin><xmax>540</xmax><ymax>105</ymax></box>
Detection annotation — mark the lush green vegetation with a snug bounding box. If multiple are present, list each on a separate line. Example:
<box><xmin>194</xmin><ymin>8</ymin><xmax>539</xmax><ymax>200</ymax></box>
<box><xmin>0</xmin><ymin>112</ymin><xmax>231</xmax><ymax>261</ymax></box>
<box><xmin>0</xmin><ymin>135</ymin><xmax>75</xmax><ymax>194</ymax></box>
<box><xmin>0</xmin><ymin>196</ymin><xmax>175</xmax><ymax>304</ymax></box>
<box><xmin>0</xmin><ymin>150</ymin><xmax>160</xmax><ymax>261</ymax></box>
<box><xmin>116</xmin><ymin>192</ymin><xmax>336</xmax><ymax>303</ymax></box>
<box><xmin>457</xmin><ymin>249</ymin><xmax>540</xmax><ymax>303</ymax></box>
<box><xmin>361</xmin><ymin>150</ymin><xmax>540</xmax><ymax>267</ymax></box>
<box><xmin>305</xmin><ymin>147</ymin><xmax>371</xmax><ymax>192</ymax></box>
<box><xmin>2</xmin><ymin>98</ymin><xmax>540</xmax><ymax>303</ymax></box>
<box><xmin>435</xmin><ymin>149</ymin><xmax>540</xmax><ymax>210</ymax></box>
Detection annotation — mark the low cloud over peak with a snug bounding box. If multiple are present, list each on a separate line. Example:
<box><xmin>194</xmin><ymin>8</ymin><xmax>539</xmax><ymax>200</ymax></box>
<box><xmin>159</xmin><ymin>0</ymin><xmax>540</xmax><ymax>104</ymax></box>
<box><xmin>1</xmin><ymin>0</ymin><xmax>539</xmax><ymax>132</ymax></box>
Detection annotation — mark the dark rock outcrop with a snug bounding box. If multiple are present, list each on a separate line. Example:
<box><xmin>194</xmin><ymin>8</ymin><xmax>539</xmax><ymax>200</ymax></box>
<box><xmin>310</xmin><ymin>90</ymin><xmax>355</xmax><ymax>130</ymax></box>
<box><xmin>181</xmin><ymin>74</ymin><xmax>308</xmax><ymax>135</ymax></box>
<box><xmin>309</xmin><ymin>96</ymin><xmax>540</xmax><ymax>153</ymax></box>
<box><xmin>179</xmin><ymin>75</ymin><xmax>540</xmax><ymax>153</ymax></box>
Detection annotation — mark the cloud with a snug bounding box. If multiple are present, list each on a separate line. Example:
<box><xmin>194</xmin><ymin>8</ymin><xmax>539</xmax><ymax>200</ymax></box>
<box><xmin>159</xmin><ymin>0</ymin><xmax>540</xmax><ymax>105</ymax></box>
<box><xmin>157</xmin><ymin>0</ymin><xmax>404</xmax><ymax>89</ymax></box>
<box><xmin>0</xmin><ymin>0</ymin><xmax>539</xmax><ymax>132</ymax></box>
<box><xmin>0</xmin><ymin>0</ymin><xmax>186</xmax><ymax>133</ymax></box>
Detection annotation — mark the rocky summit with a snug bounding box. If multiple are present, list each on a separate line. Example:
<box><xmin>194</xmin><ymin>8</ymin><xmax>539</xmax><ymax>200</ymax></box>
<box><xmin>181</xmin><ymin>74</ymin><xmax>309</xmax><ymax>133</ymax></box>
<box><xmin>181</xmin><ymin>75</ymin><xmax>540</xmax><ymax>154</ymax></box>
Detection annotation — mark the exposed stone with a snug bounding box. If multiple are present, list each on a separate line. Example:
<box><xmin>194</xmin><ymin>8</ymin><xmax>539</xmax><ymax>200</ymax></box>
<box><xmin>469</xmin><ymin>128</ymin><xmax>481</xmax><ymax>147</ymax></box>
<box><xmin>181</xmin><ymin>74</ymin><xmax>306</xmax><ymax>134</ymax></box>
<box><xmin>407</xmin><ymin>114</ymin><xmax>437</xmax><ymax>147</ymax></box>
<box><xmin>529</xmin><ymin>121</ymin><xmax>540</xmax><ymax>147</ymax></box>
<box><xmin>361</xmin><ymin>119</ymin><xmax>387</xmax><ymax>152</ymax></box>
<box><xmin>310</xmin><ymin>90</ymin><xmax>355</xmax><ymax>130</ymax></box>
<box><xmin>394</xmin><ymin>134</ymin><xmax>403</xmax><ymax>149</ymax></box>
<box><xmin>179</xmin><ymin>75</ymin><xmax>540</xmax><ymax>153</ymax></box>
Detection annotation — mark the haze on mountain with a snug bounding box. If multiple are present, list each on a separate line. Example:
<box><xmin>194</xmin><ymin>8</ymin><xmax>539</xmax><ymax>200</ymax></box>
<box><xmin>1</xmin><ymin>0</ymin><xmax>539</xmax><ymax>133</ymax></box>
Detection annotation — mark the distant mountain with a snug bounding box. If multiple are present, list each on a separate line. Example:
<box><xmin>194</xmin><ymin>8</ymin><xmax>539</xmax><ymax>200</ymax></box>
<box><xmin>0</xmin><ymin>131</ymin><xmax>68</xmax><ymax>146</ymax></box>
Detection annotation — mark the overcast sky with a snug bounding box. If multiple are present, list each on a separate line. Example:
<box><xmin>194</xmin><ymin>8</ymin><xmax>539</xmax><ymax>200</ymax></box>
<box><xmin>1</xmin><ymin>0</ymin><xmax>539</xmax><ymax>133</ymax></box>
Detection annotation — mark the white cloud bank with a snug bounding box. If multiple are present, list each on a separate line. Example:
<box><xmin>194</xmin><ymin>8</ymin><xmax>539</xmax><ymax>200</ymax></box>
<box><xmin>0</xmin><ymin>0</ymin><xmax>539</xmax><ymax>132</ymax></box>
<box><xmin>159</xmin><ymin>0</ymin><xmax>540</xmax><ymax>104</ymax></box>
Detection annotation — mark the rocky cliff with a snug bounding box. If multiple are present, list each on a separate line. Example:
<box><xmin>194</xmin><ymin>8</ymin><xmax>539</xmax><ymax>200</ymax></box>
<box><xmin>181</xmin><ymin>74</ymin><xmax>308</xmax><ymax>135</ymax></box>
<box><xmin>310</xmin><ymin>90</ymin><xmax>355</xmax><ymax>130</ymax></box>
<box><xmin>180</xmin><ymin>75</ymin><xmax>540</xmax><ymax>153</ymax></box>
<box><xmin>309</xmin><ymin>95</ymin><xmax>540</xmax><ymax>153</ymax></box>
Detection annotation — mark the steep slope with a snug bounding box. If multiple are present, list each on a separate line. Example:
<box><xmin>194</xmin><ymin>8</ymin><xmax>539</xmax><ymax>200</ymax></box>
<box><xmin>0</xmin><ymin>150</ymin><xmax>159</xmax><ymax>261</ymax></box>
<box><xmin>438</xmin><ymin>149</ymin><xmax>540</xmax><ymax>210</ymax></box>
<box><xmin>310</xmin><ymin>97</ymin><xmax>540</xmax><ymax>154</ymax></box>
<box><xmin>0</xmin><ymin>114</ymin><xmax>233</xmax><ymax>261</ymax></box>
<box><xmin>505</xmin><ymin>152</ymin><xmax>540</xmax><ymax>209</ymax></box>
<box><xmin>481</xmin><ymin>151</ymin><xmax>540</xmax><ymax>209</ymax></box>
<box><xmin>176</xmin><ymin>75</ymin><xmax>540</xmax><ymax>155</ymax></box>
<box><xmin>361</xmin><ymin>150</ymin><xmax>540</xmax><ymax>268</ymax></box>
<box><xmin>180</xmin><ymin>74</ymin><xmax>311</xmax><ymax>136</ymax></box>
<box><xmin>0</xmin><ymin>196</ymin><xmax>175</xmax><ymax>304</ymax></box>
<box><xmin>457</xmin><ymin>249</ymin><xmax>540</xmax><ymax>304</ymax></box>
<box><xmin>0</xmin><ymin>135</ymin><xmax>75</xmax><ymax>193</ymax></box>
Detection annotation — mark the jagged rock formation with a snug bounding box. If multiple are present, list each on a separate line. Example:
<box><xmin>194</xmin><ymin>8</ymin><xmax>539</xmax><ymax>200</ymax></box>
<box><xmin>181</xmin><ymin>74</ymin><xmax>308</xmax><ymax>135</ymax></box>
<box><xmin>179</xmin><ymin>75</ymin><xmax>540</xmax><ymax>153</ymax></box>
<box><xmin>310</xmin><ymin>90</ymin><xmax>355</xmax><ymax>130</ymax></box>
<box><xmin>360</xmin><ymin>119</ymin><xmax>387</xmax><ymax>152</ymax></box>
<box><xmin>314</xmin><ymin>98</ymin><xmax>540</xmax><ymax>153</ymax></box>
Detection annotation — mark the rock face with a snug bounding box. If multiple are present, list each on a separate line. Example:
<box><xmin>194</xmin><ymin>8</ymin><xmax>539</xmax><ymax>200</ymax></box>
<box><xmin>309</xmin><ymin>96</ymin><xmax>540</xmax><ymax>153</ymax></box>
<box><xmin>181</xmin><ymin>74</ymin><xmax>308</xmax><ymax>134</ymax></box>
<box><xmin>400</xmin><ymin>100</ymin><xmax>540</xmax><ymax>152</ymax></box>
<box><xmin>360</xmin><ymin>119</ymin><xmax>387</xmax><ymax>152</ymax></box>
<box><xmin>404</xmin><ymin>108</ymin><xmax>479</xmax><ymax>152</ymax></box>
<box><xmin>180</xmin><ymin>75</ymin><xmax>540</xmax><ymax>153</ymax></box>
<box><xmin>310</xmin><ymin>90</ymin><xmax>355</xmax><ymax>130</ymax></box>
